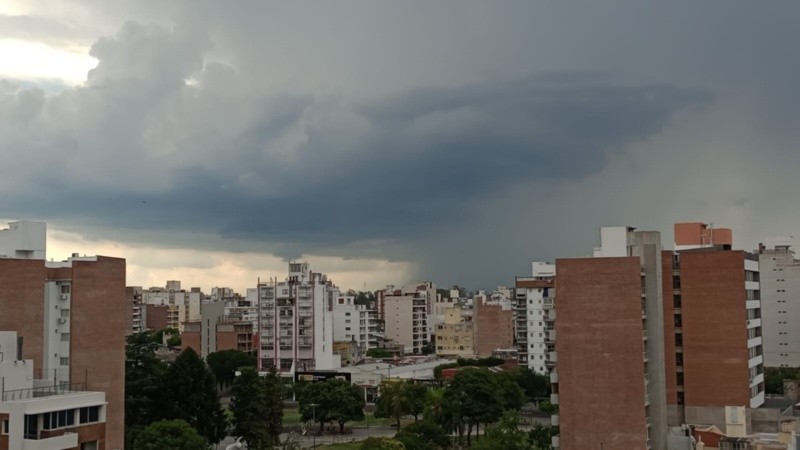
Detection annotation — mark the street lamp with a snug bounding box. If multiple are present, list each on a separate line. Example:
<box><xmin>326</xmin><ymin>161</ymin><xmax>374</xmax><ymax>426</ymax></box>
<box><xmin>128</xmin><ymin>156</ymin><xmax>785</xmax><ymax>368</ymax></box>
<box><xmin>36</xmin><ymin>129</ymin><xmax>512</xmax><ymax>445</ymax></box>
<box><xmin>310</xmin><ymin>402</ymin><xmax>319</xmax><ymax>447</ymax></box>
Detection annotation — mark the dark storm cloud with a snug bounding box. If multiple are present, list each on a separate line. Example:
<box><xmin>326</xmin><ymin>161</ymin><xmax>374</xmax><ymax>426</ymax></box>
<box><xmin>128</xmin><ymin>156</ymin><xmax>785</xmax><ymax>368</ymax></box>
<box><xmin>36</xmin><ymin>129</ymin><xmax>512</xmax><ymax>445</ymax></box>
<box><xmin>0</xmin><ymin>21</ymin><xmax>710</xmax><ymax>255</ymax></box>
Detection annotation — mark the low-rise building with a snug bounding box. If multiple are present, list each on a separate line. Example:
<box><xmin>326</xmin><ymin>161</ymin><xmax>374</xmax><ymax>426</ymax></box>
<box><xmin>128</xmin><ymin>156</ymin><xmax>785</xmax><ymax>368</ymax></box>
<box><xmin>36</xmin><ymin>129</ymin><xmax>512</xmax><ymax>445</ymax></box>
<box><xmin>0</xmin><ymin>331</ymin><xmax>107</xmax><ymax>449</ymax></box>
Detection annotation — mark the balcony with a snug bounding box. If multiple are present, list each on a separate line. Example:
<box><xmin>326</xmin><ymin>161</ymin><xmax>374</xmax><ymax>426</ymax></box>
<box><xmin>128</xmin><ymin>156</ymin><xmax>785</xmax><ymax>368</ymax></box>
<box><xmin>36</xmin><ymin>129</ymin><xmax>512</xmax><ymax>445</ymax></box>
<box><xmin>551</xmin><ymin>414</ymin><xmax>559</xmax><ymax>426</ymax></box>
<box><xmin>542</xmin><ymin>299</ymin><xmax>554</xmax><ymax>309</ymax></box>
<box><xmin>23</xmin><ymin>432</ymin><xmax>78</xmax><ymax>449</ymax></box>
<box><xmin>551</xmin><ymin>435</ymin><xmax>560</xmax><ymax>449</ymax></box>
<box><xmin>550</xmin><ymin>371</ymin><xmax>558</xmax><ymax>384</ymax></box>
<box><xmin>547</xmin><ymin>351</ymin><xmax>557</xmax><ymax>362</ymax></box>
<box><xmin>550</xmin><ymin>393</ymin><xmax>559</xmax><ymax>405</ymax></box>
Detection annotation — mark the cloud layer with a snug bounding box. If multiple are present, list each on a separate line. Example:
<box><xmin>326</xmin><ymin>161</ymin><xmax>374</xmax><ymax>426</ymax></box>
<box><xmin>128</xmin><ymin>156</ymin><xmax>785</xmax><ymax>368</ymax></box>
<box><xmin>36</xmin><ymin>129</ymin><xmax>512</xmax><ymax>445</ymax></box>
<box><xmin>2</xmin><ymin>1</ymin><xmax>800</xmax><ymax>289</ymax></box>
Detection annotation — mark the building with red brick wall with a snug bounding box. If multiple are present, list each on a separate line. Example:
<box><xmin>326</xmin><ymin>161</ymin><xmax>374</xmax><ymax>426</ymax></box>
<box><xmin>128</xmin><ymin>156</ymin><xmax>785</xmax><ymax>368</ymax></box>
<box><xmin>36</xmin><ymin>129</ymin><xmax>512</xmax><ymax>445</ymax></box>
<box><xmin>665</xmin><ymin>248</ymin><xmax>763</xmax><ymax>425</ymax></box>
<box><xmin>0</xmin><ymin>222</ymin><xmax>125</xmax><ymax>449</ymax></box>
<box><xmin>146</xmin><ymin>304</ymin><xmax>169</xmax><ymax>331</ymax></box>
<box><xmin>473</xmin><ymin>293</ymin><xmax>514</xmax><ymax>358</ymax></box>
<box><xmin>555</xmin><ymin>256</ymin><xmax>651</xmax><ymax>450</ymax></box>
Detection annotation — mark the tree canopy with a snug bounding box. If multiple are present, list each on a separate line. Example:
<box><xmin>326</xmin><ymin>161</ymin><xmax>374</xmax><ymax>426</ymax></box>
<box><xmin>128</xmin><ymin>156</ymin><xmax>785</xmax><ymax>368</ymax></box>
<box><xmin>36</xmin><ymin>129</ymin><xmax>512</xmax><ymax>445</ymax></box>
<box><xmin>395</xmin><ymin>419</ymin><xmax>451</xmax><ymax>450</ymax></box>
<box><xmin>125</xmin><ymin>332</ymin><xmax>168</xmax><ymax>448</ymax></box>
<box><xmin>299</xmin><ymin>378</ymin><xmax>366</xmax><ymax>433</ymax></box>
<box><xmin>206</xmin><ymin>349</ymin><xmax>257</xmax><ymax>389</ymax></box>
<box><xmin>133</xmin><ymin>419</ymin><xmax>207</xmax><ymax>450</ymax></box>
<box><xmin>442</xmin><ymin>368</ymin><xmax>503</xmax><ymax>445</ymax></box>
<box><xmin>157</xmin><ymin>348</ymin><xmax>228</xmax><ymax>443</ymax></box>
<box><xmin>469</xmin><ymin>412</ymin><xmax>535</xmax><ymax>450</ymax></box>
<box><xmin>230</xmin><ymin>366</ymin><xmax>284</xmax><ymax>449</ymax></box>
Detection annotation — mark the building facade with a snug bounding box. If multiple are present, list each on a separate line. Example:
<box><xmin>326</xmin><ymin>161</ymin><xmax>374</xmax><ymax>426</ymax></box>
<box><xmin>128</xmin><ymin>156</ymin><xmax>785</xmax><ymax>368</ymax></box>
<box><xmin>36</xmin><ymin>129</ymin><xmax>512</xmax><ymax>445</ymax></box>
<box><xmin>664</xmin><ymin>223</ymin><xmax>764</xmax><ymax>426</ymax></box>
<box><xmin>332</xmin><ymin>295</ymin><xmax>379</xmax><ymax>352</ymax></box>
<box><xmin>514</xmin><ymin>261</ymin><xmax>556</xmax><ymax>373</ymax></box>
<box><xmin>0</xmin><ymin>331</ymin><xmax>108</xmax><ymax>449</ymax></box>
<box><xmin>383</xmin><ymin>287</ymin><xmax>429</xmax><ymax>355</ymax></box>
<box><xmin>758</xmin><ymin>244</ymin><xmax>800</xmax><ymax>367</ymax></box>
<box><xmin>0</xmin><ymin>222</ymin><xmax>125</xmax><ymax>449</ymax></box>
<box><xmin>434</xmin><ymin>307</ymin><xmax>474</xmax><ymax>358</ymax></box>
<box><xmin>257</xmin><ymin>263</ymin><xmax>341</xmax><ymax>372</ymax></box>
<box><xmin>553</xmin><ymin>227</ymin><xmax>667</xmax><ymax>450</ymax></box>
<box><xmin>473</xmin><ymin>291</ymin><xmax>514</xmax><ymax>358</ymax></box>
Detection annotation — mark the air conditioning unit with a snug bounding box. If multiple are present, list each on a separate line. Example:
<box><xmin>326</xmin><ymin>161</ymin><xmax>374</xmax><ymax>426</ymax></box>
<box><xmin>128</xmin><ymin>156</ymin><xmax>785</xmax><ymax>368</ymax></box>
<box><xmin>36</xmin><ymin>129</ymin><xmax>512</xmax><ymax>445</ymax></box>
<box><xmin>57</xmin><ymin>318</ymin><xmax>67</xmax><ymax>324</ymax></box>
<box><xmin>60</xmin><ymin>294</ymin><xmax>69</xmax><ymax>300</ymax></box>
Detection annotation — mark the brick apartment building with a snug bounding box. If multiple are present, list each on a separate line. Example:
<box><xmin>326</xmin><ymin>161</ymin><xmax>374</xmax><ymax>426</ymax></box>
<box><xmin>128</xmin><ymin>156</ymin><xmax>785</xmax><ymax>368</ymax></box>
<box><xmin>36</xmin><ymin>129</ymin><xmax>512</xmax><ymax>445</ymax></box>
<box><xmin>0</xmin><ymin>221</ymin><xmax>125</xmax><ymax>449</ymax></box>
<box><xmin>663</xmin><ymin>223</ymin><xmax>764</xmax><ymax>426</ymax></box>
<box><xmin>473</xmin><ymin>291</ymin><xmax>514</xmax><ymax>357</ymax></box>
<box><xmin>549</xmin><ymin>223</ymin><xmax>763</xmax><ymax>450</ymax></box>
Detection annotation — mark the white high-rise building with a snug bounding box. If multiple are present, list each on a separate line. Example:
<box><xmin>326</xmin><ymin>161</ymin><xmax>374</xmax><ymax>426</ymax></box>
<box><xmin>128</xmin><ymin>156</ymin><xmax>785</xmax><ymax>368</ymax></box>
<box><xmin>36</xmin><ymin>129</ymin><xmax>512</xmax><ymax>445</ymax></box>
<box><xmin>257</xmin><ymin>263</ymin><xmax>341</xmax><ymax>372</ymax></box>
<box><xmin>332</xmin><ymin>295</ymin><xmax>379</xmax><ymax>351</ymax></box>
<box><xmin>514</xmin><ymin>261</ymin><xmax>556</xmax><ymax>374</ymax></box>
<box><xmin>758</xmin><ymin>243</ymin><xmax>800</xmax><ymax>367</ymax></box>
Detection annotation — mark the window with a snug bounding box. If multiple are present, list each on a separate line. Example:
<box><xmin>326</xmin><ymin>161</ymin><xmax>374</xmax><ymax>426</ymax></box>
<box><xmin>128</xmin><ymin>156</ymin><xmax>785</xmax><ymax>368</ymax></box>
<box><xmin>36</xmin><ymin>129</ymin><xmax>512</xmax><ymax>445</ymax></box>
<box><xmin>60</xmin><ymin>284</ymin><xmax>70</xmax><ymax>294</ymax></box>
<box><xmin>677</xmin><ymin>372</ymin><xmax>684</xmax><ymax>385</ymax></box>
<box><xmin>43</xmin><ymin>409</ymin><xmax>75</xmax><ymax>429</ymax></box>
<box><xmin>1</xmin><ymin>419</ymin><xmax>7</xmax><ymax>434</ymax></box>
<box><xmin>60</xmin><ymin>309</ymin><xmax>70</xmax><ymax>318</ymax></box>
<box><xmin>79</xmin><ymin>406</ymin><xmax>100</xmax><ymax>424</ymax></box>
<box><xmin>61</xmin><ymin>332</ymin><xmax>70</xmax><ymax>341</ymax></box>
<box><xmin>673</xmin><ymin>295</ymin><xmax>682</xmax><ymax>308</ymax></box>
<box><xmin>60</xmin><ymin>357</ymin><xmax>70</xmax><ymax>366</ymax></box>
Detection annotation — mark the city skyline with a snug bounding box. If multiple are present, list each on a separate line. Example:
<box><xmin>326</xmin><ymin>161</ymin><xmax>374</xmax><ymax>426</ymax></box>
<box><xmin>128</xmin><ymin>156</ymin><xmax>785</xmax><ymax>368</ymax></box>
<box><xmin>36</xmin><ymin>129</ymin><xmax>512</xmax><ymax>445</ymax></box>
<box><xmin>2</xmin><ymin>2</ymin><xmax>800</xmax><ymax>292</ymax></box>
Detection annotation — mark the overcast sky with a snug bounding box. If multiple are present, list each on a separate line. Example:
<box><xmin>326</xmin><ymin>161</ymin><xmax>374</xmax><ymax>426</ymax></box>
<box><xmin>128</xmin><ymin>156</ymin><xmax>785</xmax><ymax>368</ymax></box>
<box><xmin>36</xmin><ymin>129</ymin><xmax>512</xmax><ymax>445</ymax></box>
<box><xmin>2</xmin><ymin>1</ymin><xmax>799</xmax><ymax>292</ymax></box>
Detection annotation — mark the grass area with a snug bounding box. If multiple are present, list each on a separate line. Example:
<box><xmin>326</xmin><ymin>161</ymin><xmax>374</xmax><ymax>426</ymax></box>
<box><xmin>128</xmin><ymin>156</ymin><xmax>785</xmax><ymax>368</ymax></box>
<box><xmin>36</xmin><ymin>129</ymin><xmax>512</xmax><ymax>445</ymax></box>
<box><xmin>282</xmin><ymin>408</ymin><xmax>410</xmax><ymax>427</ymax></box>
<box><xmin>317</xmin><ymin>443</ymin><xmax>362</xmax><ymax>450</ymax></box>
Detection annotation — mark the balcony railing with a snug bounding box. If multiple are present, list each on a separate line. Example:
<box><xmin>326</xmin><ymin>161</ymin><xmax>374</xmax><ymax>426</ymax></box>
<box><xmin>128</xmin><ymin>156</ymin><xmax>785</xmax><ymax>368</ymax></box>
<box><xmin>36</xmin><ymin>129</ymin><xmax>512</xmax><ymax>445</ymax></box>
<box><xmin>2</xmin><ymin>382</ymin><xmax>86</xmax><ymax>401</ymax></box>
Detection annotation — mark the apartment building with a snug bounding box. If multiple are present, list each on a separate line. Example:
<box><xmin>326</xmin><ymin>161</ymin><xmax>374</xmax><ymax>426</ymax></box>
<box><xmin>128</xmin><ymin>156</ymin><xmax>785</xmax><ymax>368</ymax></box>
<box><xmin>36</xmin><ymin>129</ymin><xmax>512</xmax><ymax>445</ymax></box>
<box><xmin>383</xmin><ymin>285</ymin><xmax>430</xmax><ymax>355</ymax></box>
<box><xmin>514</xmin><ymin>261</ymin><xmax>556</xmax><ymax>373</ymax></box>
<box><xmin>664</xmin><ymin>223</ymin><xmax>764</xmax><ymax>426</ymax></box>
<box><xmin>0</xmin><ymin>331</ymin><xmax>108</xmax><ymax>449</ymax></box>
<box><xmin>553</xmin><ymin>227</ymin><xmax>667</xmax><ymax>450</ymax></box>
<box><xmin>381</xmin><ymin>282</ymin><xmax>437</xmax><ymax>334</ymax></box>
<box><xmin>332</xmin><ymin>295</ymin><xmax>379</xmax><ymax>351</ymax></box>
<box><xmin>126</xmin><ymin>286</ymin><xmax>145</xmax><ymax>335</ymax></box>
<box><xmin>257</xmin><ymin>263</ymin><xmax>341</xmax><ymax>372</ymax></box>
<box><xmin>473</xmin><ymin>290</ymin><xmax>514</xmax><ymax>358</ymax></box>
<box><xmin>140</xmin><ymin>282</ymin><xmax>202</xmax><ymax>332</ymax></box>
<box><xmin>757</xmin><ymin>243</ymin><xmax>800</xmax><ymax>367</ymax></box>
<box><xmin>435</xmin><ymin>307</ymin><xmax>475</xmax><ymax>358</ymax></box>
<box><xmin>0</xmin><ymin>221</ymin><xmax>125</xmax><ymax>449</ymax></box>
<box><xmin>550</xmin><ymin>223</ymin><xmax>764</xmax><ymax>449</ymax></box>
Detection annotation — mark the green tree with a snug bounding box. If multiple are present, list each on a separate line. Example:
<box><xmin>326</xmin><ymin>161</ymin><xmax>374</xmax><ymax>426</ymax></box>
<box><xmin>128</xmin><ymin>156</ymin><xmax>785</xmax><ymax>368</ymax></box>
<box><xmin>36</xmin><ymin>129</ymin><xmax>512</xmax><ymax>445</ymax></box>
<box><xmin>528</xmin><ymin>423</ymin><xmax>558</xmax><ymax>450</ymax></box>
<box><xmin>765</xmin><ymin>367</ymin><xmax>800</xmax><ymax>395</ymax></box>
<box><xmin>360</xmin><ymin>437</ymin><xmax>407</xmax><ymax>450</ymax></box>
<box><xmin>157</xmin><ymin>348</ymin><xmax>228</xmax><ymax>444</ymax></box>
<box><xmin>367</xmin><ymin>348</ymin><xmax>392</xmax><ymax>358</ymax></box>
<box><xmin>517</xmin><ymin>367</ymin><xmax>551</xmax><ymax>400</ymax></box>
<box><xmin>406</xmin><ymin>382</ymin><xmax>428</xmax><ymax>421</ymax></box>
<box><xmin>230</xmin><ymin>367</ymin><xmax>284</xmax><ymax>449</ymax></box>
<box><xmin>206</xmin><ymin>349</ymin><xmax>257</xmax><ymax>389</ymax></box>
<box><xmin>422</xmin><ymin>388</ymin><xmax>445</xmax><ymax>424</ymax></box>
<box><xmin>375</xmin><ymin>380</ymin><xmax>411</xmax><ymax>429</ymax></box>
<box><xmin>125</xmin><ymin>332</ymin><xmax>168</xmax><ymax>448</ymax></box>
<box><xmin>262</xmin><ymin>368</ymin><xmax>285</xmax><ymax>442</ymax></box>
<box><xmin>395</xmin><ymin>420</ymin><xmax>451</xmax><ymax>450</ymax></box>
<box><xmin>496</xmin><ymin>371</ymin><xmax>526</xmax><ymax>411</ymax></box>
<box><xmin>470</xmin><ymin>411</ymin><xmax>534</xmax><ymax>450</ymax></box>
<box><xmin>538</xmin><ymin>401</ymin><xmax>557</xmax><ymax>415</ymax></box>
<box><xmin>166</xmin><ymin>334</ymin><xmax>181</xmax><ymax>348</ymax></box>
<box><xmin>133</xmin><ymin>419</ymin><xmax>207</xmax><ymax>450</ymax></box>
<box><xmin>441</xmin><ymin>368</ymin><xmax>503</xmax><ymax>445</ymax></box>
<box><xmin>420</xmin><ymin>344</ymin><xmax>435</xmax><ymax>355</ymax></box>
<box><xmin>298</xmin><ymin>378</ymin><xmax>365</xmax><ymax>433</ymax></box>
